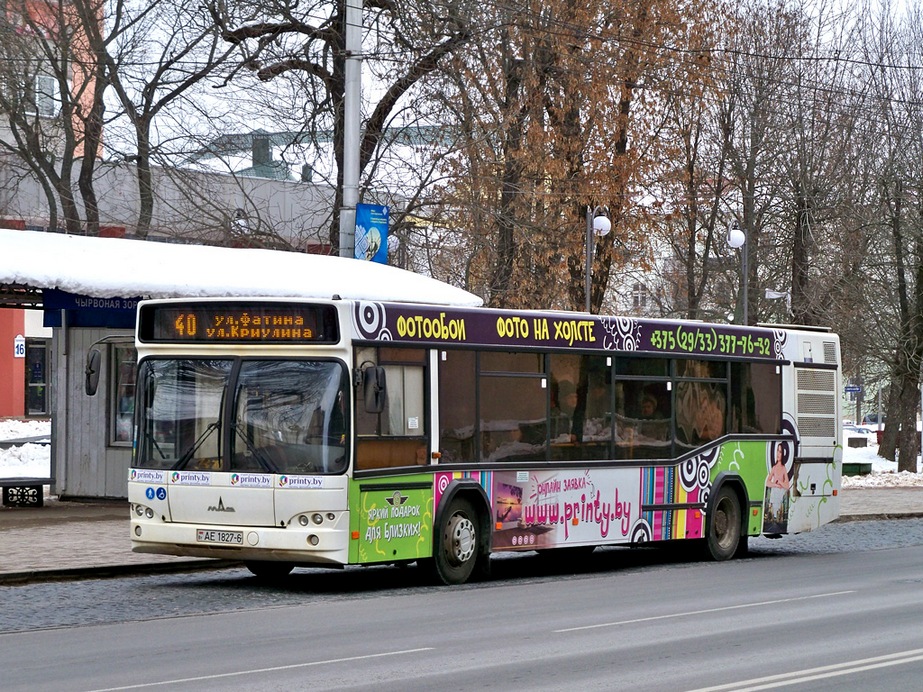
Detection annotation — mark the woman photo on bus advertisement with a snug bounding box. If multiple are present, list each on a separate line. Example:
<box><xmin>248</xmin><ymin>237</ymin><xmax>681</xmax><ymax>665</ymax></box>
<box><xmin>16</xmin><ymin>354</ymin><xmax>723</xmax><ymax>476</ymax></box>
<box><xmin>764</xmin><ymin>441</ymin><xmax>791</xmax><ymax>533</ymax></box>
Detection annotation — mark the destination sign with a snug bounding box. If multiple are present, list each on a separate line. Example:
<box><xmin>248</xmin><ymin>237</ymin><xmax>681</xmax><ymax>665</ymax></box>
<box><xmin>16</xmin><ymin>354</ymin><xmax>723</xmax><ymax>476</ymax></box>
<box><xmin>139</xmin><ymin>302</ymin><xmax>340</xmax><ymax>344</ymax></box>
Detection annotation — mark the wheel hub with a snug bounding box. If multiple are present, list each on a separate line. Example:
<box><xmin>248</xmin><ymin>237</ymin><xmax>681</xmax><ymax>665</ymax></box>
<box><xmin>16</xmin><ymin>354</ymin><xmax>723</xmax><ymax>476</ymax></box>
<box><xmin>445</xmin><ymin>514</ymin><xmax>475</xmax><ymax>566</ymax></box>
<box><xmin>714</xmin><ymin>509</ymin><xmax>728</xmax><ymax>537</ymax></box>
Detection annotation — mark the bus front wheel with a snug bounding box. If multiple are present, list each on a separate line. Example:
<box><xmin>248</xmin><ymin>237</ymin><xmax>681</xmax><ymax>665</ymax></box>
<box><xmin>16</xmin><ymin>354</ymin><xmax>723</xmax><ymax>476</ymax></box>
<box><xmin>706</xmin><ymin>486</ymin><xmax>742</xmax><ymax>561</ymax></box>
<box><xmin>430</xmin><ymin>497</ymin><xmax>481</xmax><ymax>585</ymax></box>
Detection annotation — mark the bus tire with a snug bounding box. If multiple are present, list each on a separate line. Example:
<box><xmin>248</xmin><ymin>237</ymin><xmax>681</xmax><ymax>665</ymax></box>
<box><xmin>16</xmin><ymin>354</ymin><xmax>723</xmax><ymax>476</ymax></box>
<box><xmin>706</xmin><ymin>485</ymin><xmax>742</xmax><ymax>561</ymax></box>
<box><xmin>245</xmin><ymin>560</ymin><xmax>294</xmax><ymax>579</ymax></box>
<box><xmin>431</xmin><ymin>496</ymin><xmax>481</xmax><ymax>585</ymax></box>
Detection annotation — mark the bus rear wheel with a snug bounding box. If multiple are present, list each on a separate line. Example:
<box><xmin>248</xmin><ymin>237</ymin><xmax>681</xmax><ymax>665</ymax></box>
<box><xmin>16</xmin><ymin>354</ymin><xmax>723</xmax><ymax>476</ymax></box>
<box><xmin>430</xmin><ymin>497</ymin><xmax>482</xmax><ymax>585</ymax></box>
<box><xmin>245</xmin><ymin>560</ymin><xmax>294</xmax><ymax>579</ymax></box>
<box><xmin>706</xmin><ymin>486</ymin><xmax>742</xmax><ymax>561</ymax></box>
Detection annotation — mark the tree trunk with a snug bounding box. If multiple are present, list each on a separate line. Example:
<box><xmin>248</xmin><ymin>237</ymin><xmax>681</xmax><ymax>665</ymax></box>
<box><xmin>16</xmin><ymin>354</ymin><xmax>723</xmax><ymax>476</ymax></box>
<box><xmin>489</xmin><ymin>51</ymin><xmax>522</xmax><ymax>308</ymax></box>
<box><xmin>895</xmin><ymin>376</ymin><xmax>920</xmax><ymax>473</ymax></box>
<box><xmin>135</xmin><ymin>122</ymin><xmax>154</xmax><ymax>239</ymax></box>
<box><xmin>791</xmin><ymin>180</ymin><xmax>813</xmax><ymax>324</ymax></box>
<box><xmin>878</xmin><ymin>375</ymin><xmax>899</xmax><ymax>461</ymax></box>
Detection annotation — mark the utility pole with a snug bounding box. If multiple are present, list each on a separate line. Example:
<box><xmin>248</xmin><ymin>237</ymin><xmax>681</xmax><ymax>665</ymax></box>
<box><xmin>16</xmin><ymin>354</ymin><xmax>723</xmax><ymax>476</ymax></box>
<box><xmin>338</xmin><ymin>0</ymin><xmax>362</xmax><ymax>258</ymax></box>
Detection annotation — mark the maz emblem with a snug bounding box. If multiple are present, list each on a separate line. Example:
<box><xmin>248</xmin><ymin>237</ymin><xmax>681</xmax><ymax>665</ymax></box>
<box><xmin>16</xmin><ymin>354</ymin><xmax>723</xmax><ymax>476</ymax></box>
<box><xmin>207</xmin><ymin>497</ymin><xmax>235</xmax><ymax>513</ymax></box>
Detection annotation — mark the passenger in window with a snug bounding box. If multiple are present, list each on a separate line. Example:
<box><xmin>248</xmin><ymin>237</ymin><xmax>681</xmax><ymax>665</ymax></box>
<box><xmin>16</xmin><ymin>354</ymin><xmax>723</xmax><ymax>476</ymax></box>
<box><xmin>639</xmin><ymin>394</ymin><xmax>658</xmax><ymax>419</ymax></box>
<box><xmin>636</xmin><ymin>391</ymin><xmax>669</xmax><ymax>442</ymax></box>
<box><xmin>487</xmin><ymin>424</ymin><xmax>543</xmax><ymax>461</ymax></box>
<box><xmin>558</xmin><ymin>380</ymin><xmax>578</xmax><ymax>416</ymax></box>
<box><xmin>580</xmin><ymin>378</ymin><xmax>611</xmax><ymax>441</ymax></box>
<box><xmin>586</xmin><ymin>379</ymin><xmax>609</xmax><ymax>418</ymax></box>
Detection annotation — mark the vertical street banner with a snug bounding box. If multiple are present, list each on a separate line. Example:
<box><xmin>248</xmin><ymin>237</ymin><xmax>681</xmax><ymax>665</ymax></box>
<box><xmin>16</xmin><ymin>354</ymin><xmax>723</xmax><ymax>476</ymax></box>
<box><xmin>355</xmin><ymin>203</ymin><xmax>389</xmax><ymax>264</ymax></box>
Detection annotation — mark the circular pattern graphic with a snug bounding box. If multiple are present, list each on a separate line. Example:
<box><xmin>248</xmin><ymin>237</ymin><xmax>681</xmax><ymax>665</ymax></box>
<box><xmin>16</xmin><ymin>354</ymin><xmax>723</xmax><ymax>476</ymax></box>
<box><xmin>355</xmin><ymin>302</ymin><xmax>385</xmax><ymax>339</ymax></box>
<box><xmin>680</xmin><ymin>457</ymin><xmax>699</xmax><ymax>491</ymax></box>
<box><xmin>616</xmin><ymin>317</ymin><xmax>639</xmax><ymax>348</ymax></box>
<box><xmin>697</xmin><ymin>458</ymin><xmax>711</xmax><ymax>487</ymax></box>
<box><xmin>773</xmin><ymin>329</ymin><xmax>788</xmax><ymax>360</ymax></box>
<box><xmin>680</xmin><ymin>447</ymin><xmax>719</xmax><ymax>493</ymax></box>
<box><xmin>436</xmin><ymin>474</ymin><xmax>450</xmax><ymax>495</ymax></box>
<box><xmin>630</xmin><ymin>518</ymin><xmax>652</xmax><ymax>545</ymax></box>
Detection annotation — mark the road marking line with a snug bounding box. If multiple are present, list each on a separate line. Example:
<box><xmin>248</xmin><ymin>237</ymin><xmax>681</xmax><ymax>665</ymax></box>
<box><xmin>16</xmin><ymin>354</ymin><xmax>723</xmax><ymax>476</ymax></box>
<box><xmin>554</xmin><ymin>590</ymin><xmax>855</xmax><ymax>633</ymax></box>
<box><xmin>687</xmin><ymin>647</ymin><xmax>923</xmax><ymax>691</ymax></box>
<box><xmin>86</xmin><ymin>647</ymin><xmax>435</xmax><ymax>691</ymax></box>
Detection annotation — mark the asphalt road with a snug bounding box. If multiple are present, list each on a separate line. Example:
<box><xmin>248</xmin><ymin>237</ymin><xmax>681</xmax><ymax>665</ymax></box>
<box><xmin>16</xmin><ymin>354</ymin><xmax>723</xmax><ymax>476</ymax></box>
<box><xmin>3</xmin><ymin>518</ymin><xmax>923</xmax><ymax>691</ymax></box>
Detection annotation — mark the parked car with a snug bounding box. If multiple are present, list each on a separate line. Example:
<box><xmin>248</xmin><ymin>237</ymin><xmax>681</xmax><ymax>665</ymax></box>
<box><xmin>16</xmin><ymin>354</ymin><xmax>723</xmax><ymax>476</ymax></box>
<box><xmin>862</xmin><ymin>413</ymin><xmax>886</xmax><ymax>426</ymax></box>
<box><xmin>843</xmin><ymin>424</ymin><xmax>878</xmax><ymax>446</ymax></box>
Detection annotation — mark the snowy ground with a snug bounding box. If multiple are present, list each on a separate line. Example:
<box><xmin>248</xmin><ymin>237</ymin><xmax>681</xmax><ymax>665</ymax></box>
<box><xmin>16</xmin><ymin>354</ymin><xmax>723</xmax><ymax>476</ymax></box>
<box><xmin>0</xmin><ymin>419</ymin><xmax>920</xmax><ymax>488</ymax></box>
<box><xmin>0</xmin><ymin>419</ymin><xmax>51</xmax><ymax>480</ymax></box>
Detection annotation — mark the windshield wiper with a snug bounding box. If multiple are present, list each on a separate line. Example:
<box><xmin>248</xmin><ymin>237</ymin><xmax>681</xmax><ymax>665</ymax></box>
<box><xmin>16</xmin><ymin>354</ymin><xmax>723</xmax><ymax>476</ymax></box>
<box><xmin>232</xmin><ymin>423</ymin><xmax>279</xmax><ymax>473</ymax></box>
<box><xmin>171</xmin><ymin>421</ymin><xmax>220</xmax><ymax>470</ymax></box>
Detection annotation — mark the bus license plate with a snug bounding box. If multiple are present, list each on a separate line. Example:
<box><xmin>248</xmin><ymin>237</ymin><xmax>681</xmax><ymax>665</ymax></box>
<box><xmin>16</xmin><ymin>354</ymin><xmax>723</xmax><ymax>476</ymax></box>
<box><xmin>196</xmin><ymin>529</ymin><xmax>243</xmax><ymax>545</ymax></box>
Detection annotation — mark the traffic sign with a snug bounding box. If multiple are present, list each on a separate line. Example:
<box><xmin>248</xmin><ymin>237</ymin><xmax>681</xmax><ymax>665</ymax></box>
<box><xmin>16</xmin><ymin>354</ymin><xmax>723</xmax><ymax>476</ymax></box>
<box><xmin>845</xmin><ymin>385</ymin><xmax>861</xmax><ymax>393</ymax></box>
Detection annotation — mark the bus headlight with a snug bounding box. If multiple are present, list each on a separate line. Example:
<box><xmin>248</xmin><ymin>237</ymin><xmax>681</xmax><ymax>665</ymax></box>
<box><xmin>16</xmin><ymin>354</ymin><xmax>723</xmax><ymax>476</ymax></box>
<box><xmin>311</xmin><ymin>513</ymin><xmax>323</xmax><ymax>525</ymax></box>
<box><xmin>308</xmin><ymin>534</ymin><xmax>319</xmax><ymax>546</ymax></box>
<box><xmin>298</xmin><ymin>515</ymin><xmax>309</xmax><ymax>526</ymax></box>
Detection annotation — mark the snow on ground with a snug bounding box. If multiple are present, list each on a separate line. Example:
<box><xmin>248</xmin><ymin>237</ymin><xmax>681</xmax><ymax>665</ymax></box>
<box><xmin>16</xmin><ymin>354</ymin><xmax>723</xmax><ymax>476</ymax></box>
<box><xmin>0</xmin><ymin>419</ymin><xmax>51</xmax><ymax>479</ymax></box>
<box><xmin>1</xmin><ymin>418</ymin><xmax>921</xmax><ymax>487</ymax></box>
<box><xmin>839</xmin><ymin>444</ymin><xmax>923</xmax><ymax>487</ymax></box>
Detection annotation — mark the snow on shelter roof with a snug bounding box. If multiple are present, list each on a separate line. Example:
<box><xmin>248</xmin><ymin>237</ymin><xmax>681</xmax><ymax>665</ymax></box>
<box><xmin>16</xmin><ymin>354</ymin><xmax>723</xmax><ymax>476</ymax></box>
<box><xmin>0</xmin><ymin>229</ymin><xmax>483</xmax><ymax>307</ymax></box>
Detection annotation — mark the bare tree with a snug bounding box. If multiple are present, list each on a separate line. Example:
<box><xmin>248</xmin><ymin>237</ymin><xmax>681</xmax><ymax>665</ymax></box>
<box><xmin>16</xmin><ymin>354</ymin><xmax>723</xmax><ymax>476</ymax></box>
<box><xmin>207</xmin><ymin>0</ymin><xmax>473</xmax><ymax>252</ymax></box>
<box><xmin>0</xmin><ymin>0</ymin><xmax>105</xmax><ymax>233</ymax></box>
<box><xmin>75</xmin><ymin>0</ymin><xmax>238</xmax><ymax>237</ymax></box>
<box><xmin>632</xmin><ymin>0</ymin><xmax>730</xmax><ymax>321</ymax></box>
<box><xmin>856</xmin><ymin>0</ymin><xmax>923</xmax><ymax>470</ymax></box>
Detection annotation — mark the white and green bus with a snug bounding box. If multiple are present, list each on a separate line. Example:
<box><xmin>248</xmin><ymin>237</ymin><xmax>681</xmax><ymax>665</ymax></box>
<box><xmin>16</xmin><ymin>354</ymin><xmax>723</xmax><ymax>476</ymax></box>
<box><xmin>124</xmin><ymin>297</ymin><xmax>842</xmax><ymax>583</ymax></box>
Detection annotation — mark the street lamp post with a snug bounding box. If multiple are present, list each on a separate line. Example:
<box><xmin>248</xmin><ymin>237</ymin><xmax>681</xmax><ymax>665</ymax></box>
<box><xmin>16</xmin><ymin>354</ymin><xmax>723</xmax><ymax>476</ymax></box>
<box><xmin>727</xmin><ymin>223</ymin><xmax>747</xmax><ymax>325</ymax></box>
<box><xmin>585</xmin><ymin>207</ymin><xmax>612</xmax><ymax>313</ymax></box>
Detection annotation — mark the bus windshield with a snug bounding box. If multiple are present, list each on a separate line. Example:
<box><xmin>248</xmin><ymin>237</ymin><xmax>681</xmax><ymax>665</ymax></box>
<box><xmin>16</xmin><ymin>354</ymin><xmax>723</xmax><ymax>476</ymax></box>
<box><xmin>135</xmin><ymin>358</ymin><xmax>349</xmax><ymax>475</ymax></box>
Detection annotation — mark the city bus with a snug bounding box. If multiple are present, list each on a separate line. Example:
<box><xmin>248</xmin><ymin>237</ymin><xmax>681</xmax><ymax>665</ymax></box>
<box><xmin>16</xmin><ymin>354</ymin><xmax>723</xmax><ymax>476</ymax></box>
<box><xmin>123</xmin><ymin>297</ymin><xmax>842</xmax><ymax>584</ymax></box>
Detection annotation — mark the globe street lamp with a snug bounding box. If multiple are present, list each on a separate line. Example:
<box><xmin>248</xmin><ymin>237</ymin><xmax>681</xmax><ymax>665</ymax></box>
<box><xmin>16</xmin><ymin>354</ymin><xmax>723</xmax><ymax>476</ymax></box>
<box><xmin>727</xmin><ymin>223</ymin><xmax>747</xmax><ymax>325</ymax></box>
<box><xmin>586</xmin><ymin>207</ymin><xmax>612</xmax><ymax>313</ymax></box>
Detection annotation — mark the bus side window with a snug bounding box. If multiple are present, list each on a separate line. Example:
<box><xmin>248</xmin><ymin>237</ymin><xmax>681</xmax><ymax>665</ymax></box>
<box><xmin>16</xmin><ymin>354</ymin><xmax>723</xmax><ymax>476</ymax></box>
<box><xmin>438</xmin><ymin>350</ymin><xmax>476</xmax><ymax>463</ymax></box>
<box><xmin>355</xmin><ymin>347</ymin><xmax>428</xmax><ymax>470</ymax></box>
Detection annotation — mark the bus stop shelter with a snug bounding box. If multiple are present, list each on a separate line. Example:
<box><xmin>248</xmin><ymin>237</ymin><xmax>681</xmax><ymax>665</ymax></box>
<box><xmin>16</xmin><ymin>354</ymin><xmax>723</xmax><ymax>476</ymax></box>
<box><xmin>0</xmin><ymin>229</ymin><xmax>480</xmax><ymax>503</ymax></box>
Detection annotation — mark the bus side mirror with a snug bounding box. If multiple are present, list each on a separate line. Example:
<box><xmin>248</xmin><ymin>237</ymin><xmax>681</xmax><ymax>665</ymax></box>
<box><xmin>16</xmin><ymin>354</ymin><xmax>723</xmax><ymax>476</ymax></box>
<box><xmin>85</xmin><ymin>348</ymin><xmax>101</xmax><ymax>396</ymax></box>
<box><xmin>363</xmin><ymin>366</ymin><xmax>386</xmax><ymax>414</ymax></box>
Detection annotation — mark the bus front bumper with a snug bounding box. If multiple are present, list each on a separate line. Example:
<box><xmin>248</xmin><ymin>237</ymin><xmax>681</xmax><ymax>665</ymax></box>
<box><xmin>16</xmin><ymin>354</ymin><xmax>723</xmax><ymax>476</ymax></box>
<box><xmin>130</xmin><ymin>519</ymin><xmax>351</xmax><ymax>566</ymax></box>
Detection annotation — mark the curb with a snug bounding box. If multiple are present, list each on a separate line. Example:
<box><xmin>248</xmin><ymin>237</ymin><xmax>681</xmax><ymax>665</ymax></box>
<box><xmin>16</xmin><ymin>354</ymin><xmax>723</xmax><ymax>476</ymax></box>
<box><xmin>0</xmin><ymin>559</ymin><xmax>243</xmax><ymax>586</ymax></box>
<box><xmin>835</xmin><ymin>512</ymin><xmax>923</xmax><ymax>523</ymax></box>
